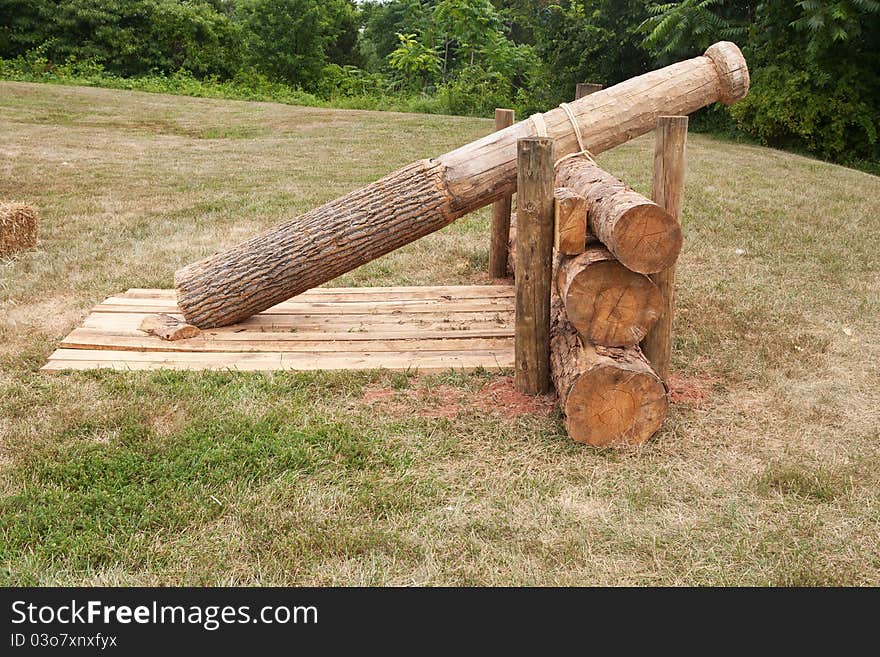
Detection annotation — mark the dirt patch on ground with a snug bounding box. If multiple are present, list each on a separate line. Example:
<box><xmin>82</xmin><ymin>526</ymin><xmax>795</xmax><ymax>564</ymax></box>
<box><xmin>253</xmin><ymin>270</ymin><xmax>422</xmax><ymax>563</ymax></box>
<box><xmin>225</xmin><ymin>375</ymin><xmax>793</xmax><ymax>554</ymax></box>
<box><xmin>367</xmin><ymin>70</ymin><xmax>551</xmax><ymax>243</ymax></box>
<box><xmin>667</xmin><ymin>373</ymin><xmax>717</xmax><ymax>407</ymax></box>
<box><xmin>473</xmin><ymin>377</ymin><xmax>556</xmax><ymax>416</ymax></box>
<box><xmin>361</xmin><ymin>376</ymin><xmax>556</xmax><ymax>420</ymax></box>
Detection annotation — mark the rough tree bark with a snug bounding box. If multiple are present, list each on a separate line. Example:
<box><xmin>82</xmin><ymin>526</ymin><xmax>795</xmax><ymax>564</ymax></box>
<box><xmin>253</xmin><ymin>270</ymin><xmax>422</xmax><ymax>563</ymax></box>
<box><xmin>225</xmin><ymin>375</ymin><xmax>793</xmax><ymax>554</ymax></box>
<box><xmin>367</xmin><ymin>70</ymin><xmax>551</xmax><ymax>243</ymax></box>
<box><xmin>550</xmin><ymin>297</ymin><xmax>667</xmax><ymax>446</ymax></box>
<box><xmin>556</xmin><ymin>247</ymin><xmax>662</xmax><ymax>347</ymax></box>
<box><xmin>176</xmin><ymin>43</ymin><xmax>748</xmax><ymax>327</ymax></box>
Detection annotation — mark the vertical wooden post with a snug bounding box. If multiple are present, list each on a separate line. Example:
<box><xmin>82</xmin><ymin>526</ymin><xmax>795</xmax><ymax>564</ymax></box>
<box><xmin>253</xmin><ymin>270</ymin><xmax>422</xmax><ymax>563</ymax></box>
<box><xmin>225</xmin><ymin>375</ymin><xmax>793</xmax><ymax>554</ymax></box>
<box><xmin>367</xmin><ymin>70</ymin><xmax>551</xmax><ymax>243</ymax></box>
<box><xmin>514</xmin><ymin>137</ymin><xmax>555</xmax><ymax>395</ymax></box>
<box><xmin>575</xmin><ymin>83</ymin><xmax>603</xmax><ymax>100</ymax></box>
<box><xmin>641</xmin><ymin>115</ymin><xmax>688</xmax><ymax>382</ymax></box>
<box><xmin>488</xmin><ymin>108</ymin><xmax>516</xmax><ymax>278</ymax></box>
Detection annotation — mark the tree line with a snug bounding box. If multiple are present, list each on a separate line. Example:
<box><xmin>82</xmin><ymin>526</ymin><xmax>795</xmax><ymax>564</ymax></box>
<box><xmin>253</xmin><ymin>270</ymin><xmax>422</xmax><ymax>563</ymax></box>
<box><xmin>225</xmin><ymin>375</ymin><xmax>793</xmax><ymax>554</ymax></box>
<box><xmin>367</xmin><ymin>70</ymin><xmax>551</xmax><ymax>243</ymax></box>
<box><xmin>1</xmin><ymin>0</ymin><xmax>877</xmax><ymax>167</ymax></box>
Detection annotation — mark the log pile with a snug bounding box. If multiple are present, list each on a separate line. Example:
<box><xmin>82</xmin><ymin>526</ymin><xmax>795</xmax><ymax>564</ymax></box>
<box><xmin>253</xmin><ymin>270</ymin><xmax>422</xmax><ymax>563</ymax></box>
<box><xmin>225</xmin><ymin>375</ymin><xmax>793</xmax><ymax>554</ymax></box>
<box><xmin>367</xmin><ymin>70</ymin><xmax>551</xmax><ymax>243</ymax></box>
<box><xmin>167</xmin><ymin>42</ymin><xmax>749</xmax><ymax>447</ymax></box>
<box><xmin>509</xmin><ymin>159</ymin><xmax>675</xmax><ymax>446</ymax></box>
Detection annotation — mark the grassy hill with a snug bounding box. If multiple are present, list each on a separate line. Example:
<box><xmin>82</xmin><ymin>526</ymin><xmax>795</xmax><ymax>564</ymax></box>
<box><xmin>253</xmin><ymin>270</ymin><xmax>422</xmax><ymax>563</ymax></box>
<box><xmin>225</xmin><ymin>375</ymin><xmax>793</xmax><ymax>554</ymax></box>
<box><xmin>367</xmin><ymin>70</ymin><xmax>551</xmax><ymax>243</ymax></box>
<box><xmin>1</xmin><ymin>81</ymin><xmax>879</xmax><ymax>585</ymax></box>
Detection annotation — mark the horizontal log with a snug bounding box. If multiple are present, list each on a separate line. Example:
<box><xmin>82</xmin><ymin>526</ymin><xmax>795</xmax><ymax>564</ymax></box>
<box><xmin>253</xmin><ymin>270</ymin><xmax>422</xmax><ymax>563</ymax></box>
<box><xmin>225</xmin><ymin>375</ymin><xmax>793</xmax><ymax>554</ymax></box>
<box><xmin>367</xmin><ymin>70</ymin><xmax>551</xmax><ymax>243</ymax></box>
<box><xmin>556</xmin><ymin>247</ymin><xmax>661</xmax><ymax>347</ymax></box>
<box><xmin>555</xmin><ymin>157</ymin><xmax>682</xmax><ymax>274</ymax></box>
<box><xmin>550</xmin><ymin>297</ymin><xmax>667</xmax><ymax>446</ymax></box>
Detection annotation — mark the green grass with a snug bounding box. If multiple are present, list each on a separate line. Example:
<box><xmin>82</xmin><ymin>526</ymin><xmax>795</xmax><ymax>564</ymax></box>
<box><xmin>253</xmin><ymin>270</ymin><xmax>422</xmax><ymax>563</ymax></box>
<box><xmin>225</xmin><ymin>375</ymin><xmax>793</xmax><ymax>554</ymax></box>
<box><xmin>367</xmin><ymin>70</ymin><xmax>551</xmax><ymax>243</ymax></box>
<box><xmin>1</xmin><ymin>81</ymin><xmax>879</xmax><ymax>585</ymax></box>
<box><xmin>0</xmin><ymin>59</ymin><xmax>453</xmax><ymax>118</ymax></box>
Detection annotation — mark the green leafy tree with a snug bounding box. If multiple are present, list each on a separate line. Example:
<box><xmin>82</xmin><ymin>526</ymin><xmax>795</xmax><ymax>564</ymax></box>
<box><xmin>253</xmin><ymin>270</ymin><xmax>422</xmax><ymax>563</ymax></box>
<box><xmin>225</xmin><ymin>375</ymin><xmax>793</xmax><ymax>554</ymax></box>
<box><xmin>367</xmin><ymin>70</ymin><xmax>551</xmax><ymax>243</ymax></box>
<box><xmin>0</xmin><ymin>0</ymin><xmax>242</xmax><ymax>77</ymax></box>
<box><xmin>533</xmin><ymin>0</ymin><xmax>653</xmax><ymax>104</ymax></box>
<box><xmin>731</xmin><ymin>1</ymin><xmax>880</xmax><ymax>161</ymax></box>
<box><xmin>641</xmin><ymin>0</ymin><xmax>880</xmax><ymax>162</ymax></box>
<box><xmin>359</xmin><ymin>0</ymin><xmax>433</xmax><ymax>70</ymax></box>
<box><xmin>639</xmin><ymin>0</ymin><xmax>747</xmax><ymax>63</ymax></box>
<box><xmin>387</xmin><ymin>32</ymin><xmax>441</xmax><ymax>90</ymax></box>
<box><xmin>239</xmin><ymin>0</ymin><xmax>356</xmax><ymax>89</ymax></box>
<box><xmin>433</xmin><ymin>0</ymin><xmax>503</xmax><ymax>75</ymax></box>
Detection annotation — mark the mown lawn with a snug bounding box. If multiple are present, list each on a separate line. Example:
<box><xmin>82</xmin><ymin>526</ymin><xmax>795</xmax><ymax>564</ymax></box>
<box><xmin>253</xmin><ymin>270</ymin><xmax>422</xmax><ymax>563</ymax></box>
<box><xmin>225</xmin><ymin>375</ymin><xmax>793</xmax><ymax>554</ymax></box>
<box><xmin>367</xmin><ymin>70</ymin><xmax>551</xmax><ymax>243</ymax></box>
<box><xmin>1</xmin><ymin>81</ymin><xmax>879</xmax><ymax>585</ymax></box>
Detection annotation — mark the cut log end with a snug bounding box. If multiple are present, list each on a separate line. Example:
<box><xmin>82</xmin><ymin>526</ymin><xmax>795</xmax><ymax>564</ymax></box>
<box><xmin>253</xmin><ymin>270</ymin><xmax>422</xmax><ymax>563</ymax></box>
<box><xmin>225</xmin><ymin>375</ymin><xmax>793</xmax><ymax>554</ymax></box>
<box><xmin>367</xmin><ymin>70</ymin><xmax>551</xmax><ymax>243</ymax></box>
<box><xmin>554</xmin><ymin>187</ymin><xmax>588</xmax><ymax>255</ymax></box>
<box><xmin>612</xmin><ymin>203</ymin><xmax>683</xmax><ymax>274</ymax></box>
<box><xmin>558</xmin><ymin>249</ymin><xmax>662</xmax><ymax>347</ymax></box>
<box><xmin>551</xmin><ymin>298</ymin><xmax>667</xmax><ymax>446</ymax></box>
<box><xmin>704</xmin><ymin>41</ymin><xmax>749</xmax><ymax>104</ymax></box>
<box><xmin>139</xmin><ymin>313</ymin><xmax>201</xmax><ymax>341</ymax></box>
<box><xmin>563</xmin><ymin>348</ymin><xmax>667</xmax><ymax>446</ymax></box>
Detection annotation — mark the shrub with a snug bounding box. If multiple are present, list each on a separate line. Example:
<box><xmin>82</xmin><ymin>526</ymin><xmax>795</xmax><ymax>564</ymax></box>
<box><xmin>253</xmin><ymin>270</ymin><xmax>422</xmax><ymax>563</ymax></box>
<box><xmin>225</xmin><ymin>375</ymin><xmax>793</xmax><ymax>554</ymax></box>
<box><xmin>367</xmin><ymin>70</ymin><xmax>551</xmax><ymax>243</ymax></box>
<box><xmin>731</xmin><ymin>63</ymin><xmax>879</xmax><ymax>162</ymax></box>
<box><xmin>315</xmin><ymin>64</ymin><xmax>386</xmax><ymax>99</ymax></box>
<box><xmin>435</xmin><ymin>65</ymin><xmax>513</xmax><ymax>117</ymax></box>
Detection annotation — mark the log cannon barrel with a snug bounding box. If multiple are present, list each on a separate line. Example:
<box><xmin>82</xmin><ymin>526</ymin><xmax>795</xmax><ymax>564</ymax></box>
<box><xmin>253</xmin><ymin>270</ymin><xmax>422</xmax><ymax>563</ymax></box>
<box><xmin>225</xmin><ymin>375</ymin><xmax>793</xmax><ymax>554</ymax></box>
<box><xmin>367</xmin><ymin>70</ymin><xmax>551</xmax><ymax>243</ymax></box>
<box><xmin>175</xmin><ymin>42</ymin><xmax>748</xmax><ymax>328</ymax></box>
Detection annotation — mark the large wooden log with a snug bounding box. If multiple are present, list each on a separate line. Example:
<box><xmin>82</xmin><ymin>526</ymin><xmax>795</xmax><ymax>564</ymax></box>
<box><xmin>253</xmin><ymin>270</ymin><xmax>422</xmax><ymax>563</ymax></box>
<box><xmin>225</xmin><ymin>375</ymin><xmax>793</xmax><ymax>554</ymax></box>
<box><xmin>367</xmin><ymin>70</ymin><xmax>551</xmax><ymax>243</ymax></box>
<box><xmin>176</xmin><ymin>43</ymin><xmax>748</xmax><ymax>327</ymax></box>
<box><xmin>554</xmin><ymin>157</ymin><xmax>682</xmax><ymax>274</ymax></box>
<box><xmin>551</xmin><ymin>298</ymin><xmax>667</xmax><ymax>446</ymax></box>
<box><xmin>556</xmin><ymin>247</ymin><xmax>662</xmax><ymax>347</ymax></box>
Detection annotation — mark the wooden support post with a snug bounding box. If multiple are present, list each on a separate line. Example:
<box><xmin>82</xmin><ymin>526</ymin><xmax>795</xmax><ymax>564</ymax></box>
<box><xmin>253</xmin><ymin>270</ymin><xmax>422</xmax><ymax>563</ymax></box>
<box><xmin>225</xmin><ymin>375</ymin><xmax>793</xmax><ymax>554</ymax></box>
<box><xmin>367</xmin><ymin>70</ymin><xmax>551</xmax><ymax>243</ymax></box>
<box><xmin>489</xmin><ymin>108</ymin><xmax>516</xmax><ymax>278</ymax></box>
<box><xmin>641</xmin><ymin>115</ymin><xmax>688</xmax><ymax>381</ymax></box>
<box><xmin>514</xmin><ymin>137</ymin><xmax>555</xmax><ymax>395</ymax></box>
<box><xmin>575</xmin><ymin>83</ymin><xmax>603</xmax><ymax>100</ymax></box>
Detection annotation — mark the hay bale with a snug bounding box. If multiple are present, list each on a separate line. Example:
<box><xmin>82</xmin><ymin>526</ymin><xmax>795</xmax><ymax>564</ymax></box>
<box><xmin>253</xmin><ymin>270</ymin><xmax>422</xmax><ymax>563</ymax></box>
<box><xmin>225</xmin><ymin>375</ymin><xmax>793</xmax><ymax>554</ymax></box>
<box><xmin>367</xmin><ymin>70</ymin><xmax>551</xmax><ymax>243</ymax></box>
<box><xmin>0</xmin><ymin>202</ymin><xmax>39</xmax><ymax>257</ymax></box>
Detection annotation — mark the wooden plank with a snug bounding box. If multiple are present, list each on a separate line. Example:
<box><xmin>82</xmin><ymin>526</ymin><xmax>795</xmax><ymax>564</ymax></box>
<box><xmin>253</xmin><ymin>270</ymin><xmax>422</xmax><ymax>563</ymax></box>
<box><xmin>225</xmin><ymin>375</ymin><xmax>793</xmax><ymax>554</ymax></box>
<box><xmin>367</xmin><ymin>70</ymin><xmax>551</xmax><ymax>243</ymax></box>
<box><xmin>553</xmin><ymin>187</ymin><xmax>588</xmax><ymax>255</ymax></box>
<box><xmin>60</xmin><ymin>328</ymin><xmax>513</xmax><ymax>353</ymax></box>
<box><xmin>42</xmin><ymin>348</ymin><xmax>514</xmax><ymax>372</ymax></box>
<box><xmin>93</xmin><ymin>297</ymin><xmax>514</xmax><ymax>315</ymax></box>
<box><xmin>123</xmin><ymin>285</ymin><xmax>514</xmax><ymax>300</ymax></box>
<box><xmin>64</xmin><ymin>326</ymin><xmax>514</xmax><ymax>342</ymax></box>
<box><xmin>514</xmin><ymin>137</ymin><xmax>554</xmax><ymax>395</ymax></box>
<box><xmin>83</xmin><ymin>312</ymin><xmax>513</xmax><ymax>333</ymax></box>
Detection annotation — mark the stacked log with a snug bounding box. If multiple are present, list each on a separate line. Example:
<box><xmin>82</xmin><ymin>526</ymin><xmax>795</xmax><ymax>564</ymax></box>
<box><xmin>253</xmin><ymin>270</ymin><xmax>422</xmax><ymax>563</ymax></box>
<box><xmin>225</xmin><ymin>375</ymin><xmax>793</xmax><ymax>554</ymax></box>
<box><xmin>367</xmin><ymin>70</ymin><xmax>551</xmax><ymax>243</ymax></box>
<box><xmin>509</xmin><ymin>157</ymin><xmax>681</xmax><ymax>445</ymax></box>
<box><xmin>555</xmin><ymin>247</ymin><xmax>661</xmax><ymax>347</ymax></box>
<box><xmin>554</xmin><ymin>158</ymin><xmax>682</xmax><ymax>274</ymax></box>
<box><xmin>551</xmin><ymin>297</ymin><xmax>667</xmax><ymax>446</ymax></box>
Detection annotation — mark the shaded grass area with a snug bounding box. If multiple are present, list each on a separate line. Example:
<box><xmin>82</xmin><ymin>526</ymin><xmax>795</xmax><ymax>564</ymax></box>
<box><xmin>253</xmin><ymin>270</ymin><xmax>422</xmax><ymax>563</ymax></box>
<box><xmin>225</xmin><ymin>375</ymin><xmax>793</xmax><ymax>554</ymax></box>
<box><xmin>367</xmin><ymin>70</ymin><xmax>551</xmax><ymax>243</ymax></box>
<box><xmin>1</xmin><ymin>81</ymin><xmax>879</xmax><ymax>585</ymax></box>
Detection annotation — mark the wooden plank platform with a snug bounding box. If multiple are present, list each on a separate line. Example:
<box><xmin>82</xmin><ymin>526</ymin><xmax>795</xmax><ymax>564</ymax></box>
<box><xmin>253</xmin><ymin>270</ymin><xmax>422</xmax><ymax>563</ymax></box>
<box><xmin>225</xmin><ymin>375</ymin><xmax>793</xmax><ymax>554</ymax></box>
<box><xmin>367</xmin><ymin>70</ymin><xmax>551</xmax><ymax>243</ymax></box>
<box><xmin>43</xmin><ymin>285</ymin><xmax>516</xmax><ymax>373</ymax></box>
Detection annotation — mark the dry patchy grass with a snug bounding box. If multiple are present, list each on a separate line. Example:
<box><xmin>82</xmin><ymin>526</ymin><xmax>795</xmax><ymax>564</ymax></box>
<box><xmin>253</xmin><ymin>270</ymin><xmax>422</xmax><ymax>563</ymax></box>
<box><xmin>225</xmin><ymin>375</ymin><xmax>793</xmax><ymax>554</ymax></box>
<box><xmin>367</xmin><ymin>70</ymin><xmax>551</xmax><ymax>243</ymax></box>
<box><xmin>1</xmin><ymin>81</ymin><xmax>879</xmax><ymax>585</ymax></box>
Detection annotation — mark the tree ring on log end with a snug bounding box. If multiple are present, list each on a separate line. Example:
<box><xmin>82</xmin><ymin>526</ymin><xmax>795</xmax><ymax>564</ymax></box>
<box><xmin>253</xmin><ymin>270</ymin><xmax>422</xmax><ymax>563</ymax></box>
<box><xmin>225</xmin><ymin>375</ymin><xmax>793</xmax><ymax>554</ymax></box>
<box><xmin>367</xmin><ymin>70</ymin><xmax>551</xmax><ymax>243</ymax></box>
<box><xmin>564</xmin><ymin>364</ymin><xmax>667</xmax><ymax>446</ymax></box>
<box><xmin>561</xmin><ymin>260</ymin><xmax>662</xmax><ymax>347</ymax></box>
<box><xmin>611</xmin><ymin>204</ymin><xmax>683</xmax><ymax>274</ymax></box>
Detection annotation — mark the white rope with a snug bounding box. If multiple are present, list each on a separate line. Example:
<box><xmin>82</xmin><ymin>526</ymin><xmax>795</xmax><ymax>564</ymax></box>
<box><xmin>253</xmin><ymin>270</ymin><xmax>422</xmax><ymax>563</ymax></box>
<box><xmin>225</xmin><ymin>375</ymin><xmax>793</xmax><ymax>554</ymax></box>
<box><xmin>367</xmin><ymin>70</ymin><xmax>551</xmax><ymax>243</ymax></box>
<box><xmin>530</xmin><ymin>112</ymin><xmax>547</xmax><ymax>138</ymax></box>
<box><xmin>557</xmin><ymin>102</ymin><xmax>596</xmax><ymax>166</ymax></box>
<box><xmin>529</xmin><ymin>104</ymin><xmax>597</xmax><ymax>168</ymax></box>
